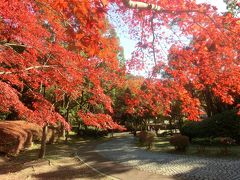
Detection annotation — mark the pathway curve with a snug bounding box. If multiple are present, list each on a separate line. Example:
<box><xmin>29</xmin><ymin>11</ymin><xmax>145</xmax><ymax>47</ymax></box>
<box><xmin>96</xmin><ymin>136</ymin><xmax>240</xmax><ymax>180</ymax></box>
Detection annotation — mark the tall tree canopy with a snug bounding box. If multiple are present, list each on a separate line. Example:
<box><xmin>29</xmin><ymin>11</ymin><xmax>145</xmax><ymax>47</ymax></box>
<box><xmin>0</xmin><ymin>0</ymin><xmax>240</xmax><ymax>132</ymax></box>
<box><xmin>0</xmin><ymin>0</ymin><xmax>125</xmax><ymax>130</ymax></box>
<box><xmin>112</xmin><ymin>0</ymin><xmax>240</xmax><ymax>119</ymax></box>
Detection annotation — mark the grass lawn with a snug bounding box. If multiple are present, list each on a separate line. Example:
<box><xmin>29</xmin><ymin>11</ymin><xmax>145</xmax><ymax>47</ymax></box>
<box><xmin>151</xmin><ymin>136</ymin><xmax>240</xmax><ymax>159</ymax></box>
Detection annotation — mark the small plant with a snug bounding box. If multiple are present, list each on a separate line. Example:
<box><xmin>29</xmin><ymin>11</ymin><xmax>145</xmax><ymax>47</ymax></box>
<box><xmin>218</xmin><ymin>137</ymin><xmax>236</xmax><ymax>155</ymax></box>
<box><xmin>170</xmin><ymin>134</ymin><xmax>190</xmax><ymax>151</ymax></box>
<box><xmin>145</xmin><ymin>132</ymin><xmax>155</xmax><ymax>149</ymax></box>
<box><xmin>219</xmin><ymin>137</ymin><xmax>236</xmax><ymax>145</ymax></box>
<box><xmin>138</xmin><ymin>131</ymin><xmax>155</xmax><ymax>149</ymax></box>
<box><xmin>138</xmin><ymin>131</ymin><xmax>147</xmax><ymax>145</ymax></box>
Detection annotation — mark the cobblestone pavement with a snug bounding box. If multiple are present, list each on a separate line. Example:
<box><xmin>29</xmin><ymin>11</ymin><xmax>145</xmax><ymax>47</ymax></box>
<box><xmin>96</xmin><ymin>137</ymin><xmax>240</xmax><ymax>180</ymax></box>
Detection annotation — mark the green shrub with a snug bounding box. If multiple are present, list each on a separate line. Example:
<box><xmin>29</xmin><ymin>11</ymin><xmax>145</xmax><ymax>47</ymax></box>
<box><xmin>170</xmin><ymin>134</ymin><xmax>189</xmax><ymax>151</ymax></box>
<box><xmin>138</xmin><ymin>131</ymin><xmax>155</xmax><ymax>149</ymax></box>
<box><xmin>76</xmin><ymin>128</ymin><xmax>108</xmax><ymax>138</ymax></box>
<box><xmin>181</xmin><ymin>121</ymin><xmax>205</xmax><ymax>140</ymax></box>
<box><xmin>181</xmin><ymin>110</ymin><xmax>240</xmax><ymax>143</ymax></box>
<box><xmin>192</xmin><ymin>138</ymin><xmax>212</xmax><ymax>146</ymax></box>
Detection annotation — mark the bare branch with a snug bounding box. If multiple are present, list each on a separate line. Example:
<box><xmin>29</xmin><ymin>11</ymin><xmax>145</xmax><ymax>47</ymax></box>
<box><xmin>123</xmin><ymin>0</ymin><xmax>161</xmax><ymax>11</ymax></box>
<box><xmin>0</xmin><ymin>65</ymin><xmax>56</xmax><ymax>75</ymax></box>
<box><xmin>122</xmin><ymin>0</ymin><xmax>203</xmax><ymax>14</ymax></box>
<box><xmin>0</xmin><ymin>42</ymin><xmax>27</xmax><ymax>48</ymax></box>
<box><xmin>150</xmin><ymin>13</ymin><xmax>157</xmax><ymax>66</ymax></box>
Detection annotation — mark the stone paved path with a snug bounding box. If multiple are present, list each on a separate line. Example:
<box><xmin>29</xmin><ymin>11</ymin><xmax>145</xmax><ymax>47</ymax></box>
<box><xmin>96</xmin><ymin>137</ymin><xmax>240</xmax><ymax>180</ymax></box>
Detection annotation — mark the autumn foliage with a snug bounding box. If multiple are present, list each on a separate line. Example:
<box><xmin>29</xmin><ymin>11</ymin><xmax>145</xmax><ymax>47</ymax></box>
<box><xmin>112</xmin><ymin>0</ymin><xmax>240</xmax><ymax>120</ymax></box>
<box><xmin>0</xmin><ymin>0</ymin><xmax>240</xmax><ymax>140</ymax></box>
<box><xmin>0</xmin><ymin>0</ymin><xmax>125</xmax><ymax>130</ymax></box>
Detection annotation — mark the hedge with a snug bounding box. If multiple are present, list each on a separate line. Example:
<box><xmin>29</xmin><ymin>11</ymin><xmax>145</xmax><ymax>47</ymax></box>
<box><xmin>181</xmin><ymin>110</ymin><xmax>240</xmax><ymax>143</ymax></box>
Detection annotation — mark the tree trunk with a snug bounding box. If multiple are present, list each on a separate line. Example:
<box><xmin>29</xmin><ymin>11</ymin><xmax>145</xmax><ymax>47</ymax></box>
<box><xmin>38</xmin><ymin>125</ymin><xmax>48</xmax><ymax>159</ymax></box>
<box><xmin>77</xmin><ymin>121</ymin><xmax>82</xmax><ymax>136</ymax></box>
<box><xmin>178</xmin><ymin>118</ymin><xmax>183</xmax><ymax>130</ymax></box>
<box><xmin>169</xmin><ymin>119</ymin><xmax>173</xmax><ymax>135</ymax></box>
<box><xmin>110</xmin><ymin>129</ymin><xmax>114</xmax><ymax>137</ymax></box>
<box><xmin>61</xmin><ymin>124</ymin><xmax>66</xmax><ymax>138</ymax></box>
<box><xmin>65</xmin><ymin>108</ymin><xmax>69</xmax><ymax>142</ymax></box>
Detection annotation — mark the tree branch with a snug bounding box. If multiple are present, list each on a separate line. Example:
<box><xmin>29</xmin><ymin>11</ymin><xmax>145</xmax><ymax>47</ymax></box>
<box><xmin>150</xmin><ymin>13</ymin><xmax>157</xmax><ymax>66</ymax></box>
<box><xmin>123</xmin><ymin>0</ymin><xmax>161</xmax><ymax>11</ymax></box>
<box><xmin>122</xmin><ymin>0</ymin><xmax>203</xmax><ymax>14</ymax></box>
<box><xmin>0</xmin><ymin>65</ymin><xmax>56</xmax><ymax>75</ymax></box>
<box><xmin>0</xmin><ymin>42</ymin><xmax>27</xmax><ymax>48</ymax></box>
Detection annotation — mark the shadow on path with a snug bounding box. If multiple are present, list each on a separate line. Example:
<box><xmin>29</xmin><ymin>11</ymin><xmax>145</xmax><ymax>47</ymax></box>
<box><xmin>77</xmin><ymin>134</ymin><xmax>178</xmax><ymax>180</ymax></box>
<box><xmin>96</xmin><ymin>136</ymin><xmax>240</xmax><ymax>180</ymax></box>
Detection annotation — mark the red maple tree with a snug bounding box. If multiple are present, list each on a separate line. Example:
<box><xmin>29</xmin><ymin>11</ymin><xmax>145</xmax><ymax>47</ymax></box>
<box><xmin>1</xmin><ymin>0</ymin><xmax>240</xmax><ymax>158</ymax></box>
<box><xmin>113</xmin><ymin>0</ymin><xmax>240</xmax><ymax>119</ymax></box>
<box><xmin>0</xmin><ymin>0</ymin><xmax>127</xmax><ymax>157</ymax></box>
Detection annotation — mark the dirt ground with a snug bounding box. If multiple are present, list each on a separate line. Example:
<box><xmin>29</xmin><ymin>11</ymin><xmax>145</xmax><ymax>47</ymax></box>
<box><xmin>0</xmin><ymin>138</ymin><xmax>111</xmax><ymax>180</ymax></box>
